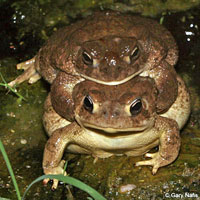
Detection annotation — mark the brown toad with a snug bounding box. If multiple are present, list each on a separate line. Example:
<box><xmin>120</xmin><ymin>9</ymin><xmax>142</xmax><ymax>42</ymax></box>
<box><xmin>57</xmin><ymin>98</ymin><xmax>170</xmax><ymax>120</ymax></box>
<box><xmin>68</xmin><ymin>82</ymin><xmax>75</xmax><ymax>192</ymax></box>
<box><xmin>42</xmin><ymin>75</ymin><xmax>190</xmax><ymax>189</ymax></box>
<box><xmin>9</xmin><ymin>11</ymin><xmax>178</xmax><ymax>113</ymax></box>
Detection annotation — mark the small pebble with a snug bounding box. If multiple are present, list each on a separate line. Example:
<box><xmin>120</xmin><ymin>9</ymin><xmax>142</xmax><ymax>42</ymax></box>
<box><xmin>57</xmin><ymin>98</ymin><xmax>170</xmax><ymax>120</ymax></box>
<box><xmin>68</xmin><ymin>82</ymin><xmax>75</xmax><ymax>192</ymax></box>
<box><xmin>119</xmin><ymin>184</ymin><xmax>136</xmax><ymax>193</ymax></box>
<box><xmin>6</xmin><ymin>112</ymin><xmax>15</xmax><ymax>117</ymax></box>
<box><xmin>20</xmin><ymin>139</ymin><xmax>27</xmax><ymax>144</ymax></box>
<box><xmin>10</xmin><ymin>129</ymin><xmax>15</xmax><ymax>133</ymax></box>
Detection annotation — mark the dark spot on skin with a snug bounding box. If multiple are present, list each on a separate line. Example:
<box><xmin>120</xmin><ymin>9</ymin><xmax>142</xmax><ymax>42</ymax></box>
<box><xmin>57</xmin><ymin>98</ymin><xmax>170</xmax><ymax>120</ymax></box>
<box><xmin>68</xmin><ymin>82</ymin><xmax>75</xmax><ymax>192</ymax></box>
<box><xmin>116</xmin><ymin>66</ymin><xmax>122</xmax><ymax>73</ymax></box>
<box><xmin>73</xmin><ymin>129</ymin><xmax>80</xmax><ymax>135</ymax></box>
<box><xmin>103</xmin><ymin>110</ymin><xmax>107</xmax><ymax>116</ymax></box>
<box><xmin>132</xmin><ymin>118</ymin><xmax>140</xmax><ymax>125</ymax></box>
<box><xmin>85</xmin><ymin>67</ymin><xmax>94</xmax><ymax>75</ymax></box>
<box><xmin>101</xmin><ymin>66</ymin><xmax>109</xmax><ymax>74</ymax></box>
<box><xmin>46</xmin><ymin>142</ymin><xmax>57</xmax><ymax>152</ymax></box>
<box><xmin>142</xmin><ymin>110</ymin><xmax>150</xmax><ymax>117</ymax></box>
<box><xmin>47</xmin><ymin>107</ymin><xmax>53</xmax><ymax>112</ymax></box>
<box><xmin>43</xmin><ymin>121</ymin><xmax>47</xmax><ymax>127</ymax></box>
<box><xmin>162</xmin><ymin>154</ymin><xmax>172</xmax><ymax>161</ymax></box>
<box><xmin>43</xmin><ymin>161</ymin><xmax>51</xmax><ymax>168</ymax></box>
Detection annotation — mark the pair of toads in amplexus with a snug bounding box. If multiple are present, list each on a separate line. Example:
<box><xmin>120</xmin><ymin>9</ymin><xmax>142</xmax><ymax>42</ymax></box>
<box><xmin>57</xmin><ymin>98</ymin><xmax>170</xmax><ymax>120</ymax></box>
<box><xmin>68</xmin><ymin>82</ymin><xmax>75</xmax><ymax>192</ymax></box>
<box><xmin>9</xmin><ymin>11</ymin><xmax>190</xmax><ymax>190</ymax></box>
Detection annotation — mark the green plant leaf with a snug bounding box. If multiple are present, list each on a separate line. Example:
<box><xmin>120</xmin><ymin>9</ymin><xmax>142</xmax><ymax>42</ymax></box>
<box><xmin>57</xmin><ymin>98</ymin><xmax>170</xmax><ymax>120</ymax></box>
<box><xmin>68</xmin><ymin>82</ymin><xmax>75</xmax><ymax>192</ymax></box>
<box><xmin>0</xmin><ymin>140</ymin><xmax>21</xmax><ymax>200</ymax></box>
<box><xmin>23</xmin><ymin>174</ymin><xmax>106</xmax><ymax>200</ymax></box>
<box><xmin>0</xmin><ymin>72</ymin><xmax>26</xmax><ymax>101</ymax></box>
<box><xmin>0</xmin><ymin>71</ymin><xmax>7</xmax><ymax>84</ymax></box>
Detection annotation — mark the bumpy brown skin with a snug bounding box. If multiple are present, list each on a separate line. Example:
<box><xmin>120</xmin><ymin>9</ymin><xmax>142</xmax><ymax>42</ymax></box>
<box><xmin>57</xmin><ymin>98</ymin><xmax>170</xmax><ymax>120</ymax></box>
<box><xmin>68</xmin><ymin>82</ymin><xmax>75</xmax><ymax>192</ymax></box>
<box><xmin>73</xmin><ymin>76</ymin><xmax>157</xmax><ymax>130</ymax></box>
<box><xmin>51</xmin><ymin>72</ymin><xmax>158</xmax><ymax>123</ymax></box>
<box><xmin>35</xmin><ymin>11</ymin><xmax>178</xmax><ymax>113</ymax></box>
<box><xmin>50</xmin><ymin>72</ymin><xmax>83</xmax><ymax>121</ymax></box>
<box><xmin>36</xmin><ymin>11</ymin><xmax>178</xmax><ymax>82</ymax></box>
<box><xmin>43</xmin><ymin>76</ymin><xmax>181</xmax><ymax>189</ymax></box>
<box><xmin>50</xmin><ymin>70</ymin><xmax>174</xmax><ymax>122</ymax></box>
<box><xmin>145</xmin><ymin>61</ymin><xmax>178</xmax><ymax>113</ymax></box>
<box><xmin>8</xmin><ymin>11</ymin><xmax>178</xmax><ymax>113</ymax></box>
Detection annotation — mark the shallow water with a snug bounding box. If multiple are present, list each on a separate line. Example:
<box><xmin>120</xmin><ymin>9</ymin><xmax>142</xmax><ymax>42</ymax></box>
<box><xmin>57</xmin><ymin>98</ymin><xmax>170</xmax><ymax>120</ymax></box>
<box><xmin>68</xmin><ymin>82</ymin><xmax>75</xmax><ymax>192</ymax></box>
<box><xmin>0</xmin><ymin>2</ymin><xmax>200</xmax><ymax>200</ymax></box>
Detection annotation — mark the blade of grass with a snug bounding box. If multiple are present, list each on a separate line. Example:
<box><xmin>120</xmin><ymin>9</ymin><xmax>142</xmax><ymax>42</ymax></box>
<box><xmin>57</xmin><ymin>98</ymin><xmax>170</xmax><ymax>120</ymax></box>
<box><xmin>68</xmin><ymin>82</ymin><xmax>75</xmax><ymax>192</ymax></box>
<box><xmin>0</xmin><ymin>71</ymin><xmax>7</xmax><ymax>84</ymax></box>
<box><xmin>0</xmin><ymin>82</ymin><xmax>26</xmax><ymax>101</ymax></box>
<box><xmin>0</xmin><ymin>140</ymin><xmax>21</xmax><ymax>200</ymax></box>
<box><xmin>23</xmin><ymin>174</ymin><xmax>106</xmax><ymax>200</ymax></box>
<box><xmin>63</xmin><ymin>161</ymin><xmax>68</xmax><ymax>173</ymax></box>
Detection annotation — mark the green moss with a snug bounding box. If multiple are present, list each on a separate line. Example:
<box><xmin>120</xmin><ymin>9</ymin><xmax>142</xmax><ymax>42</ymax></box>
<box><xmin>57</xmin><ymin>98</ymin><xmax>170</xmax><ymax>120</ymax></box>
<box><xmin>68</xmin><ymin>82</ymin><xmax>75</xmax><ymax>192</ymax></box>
<box><xmin>9</xmin><ymin>0</ymin><xmax>200</xmax><ymax>43</ymax></box>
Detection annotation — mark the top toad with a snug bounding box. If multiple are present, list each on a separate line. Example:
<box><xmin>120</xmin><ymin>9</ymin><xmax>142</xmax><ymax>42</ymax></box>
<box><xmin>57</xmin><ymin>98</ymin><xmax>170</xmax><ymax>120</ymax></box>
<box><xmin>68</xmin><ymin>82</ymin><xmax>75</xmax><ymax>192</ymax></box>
<box><xmin>36</xmin><ymin>11</ymin><xmax>178</xmax><ymax>84</ymax></box>
<box><xmin>9</xmin><ymin>11</ymin><xmax>178</xmax><ymax>112</ymax></box>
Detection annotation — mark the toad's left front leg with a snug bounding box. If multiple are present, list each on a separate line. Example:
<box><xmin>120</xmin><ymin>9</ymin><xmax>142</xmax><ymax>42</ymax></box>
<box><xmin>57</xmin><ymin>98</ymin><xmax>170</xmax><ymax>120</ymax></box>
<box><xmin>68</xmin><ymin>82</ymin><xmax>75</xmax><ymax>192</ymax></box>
<box><xmin>136</xmin><ymin>116</ymin><xmax>181</xmax><ymax>174</ymax></box>
<box><xmin>140</xmin><ymin>61</ymin><xmax>178</xmax><ymax>113</ymax></box>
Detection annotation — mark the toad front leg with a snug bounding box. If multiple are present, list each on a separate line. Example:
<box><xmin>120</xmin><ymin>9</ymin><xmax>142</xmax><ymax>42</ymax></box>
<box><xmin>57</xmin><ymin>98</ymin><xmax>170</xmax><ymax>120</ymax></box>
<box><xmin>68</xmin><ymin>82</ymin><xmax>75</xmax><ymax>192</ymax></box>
<box><xmin>8</xmin><ymin>57</ymin><xmax>41</xmax><ymax>87</ymax></box>
<box><xmin>43</xmin><ymin>122</ymin><xmax>83</xmax><ymax>189</ymax></box>
<box><xmin>136</xmin><ymin>116</ymin><xmax>180</xmax><ymax>174</ymax></box>
<box><xmin>140</xmin><ymin>61</ymin><xmax>178</xmax><ymax>113</ymax></box>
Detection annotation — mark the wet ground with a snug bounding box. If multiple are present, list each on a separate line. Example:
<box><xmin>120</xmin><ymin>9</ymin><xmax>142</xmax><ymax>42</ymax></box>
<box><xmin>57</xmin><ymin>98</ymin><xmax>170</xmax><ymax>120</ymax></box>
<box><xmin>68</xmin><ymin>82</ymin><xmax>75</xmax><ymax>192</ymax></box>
<box><xmin>0</xmin><ymin>1</ymin><xmax>200</xmax><ymax>200</ymax></box>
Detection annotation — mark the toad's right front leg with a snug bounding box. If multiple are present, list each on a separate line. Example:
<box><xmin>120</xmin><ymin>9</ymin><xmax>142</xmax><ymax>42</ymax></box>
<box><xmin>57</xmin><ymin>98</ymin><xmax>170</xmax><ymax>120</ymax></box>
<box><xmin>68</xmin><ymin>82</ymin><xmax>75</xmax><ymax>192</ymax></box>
<box><xmin>42</xmin><ymin>122</ymin><xmax>82</xmax><ymax>190</ymax></box>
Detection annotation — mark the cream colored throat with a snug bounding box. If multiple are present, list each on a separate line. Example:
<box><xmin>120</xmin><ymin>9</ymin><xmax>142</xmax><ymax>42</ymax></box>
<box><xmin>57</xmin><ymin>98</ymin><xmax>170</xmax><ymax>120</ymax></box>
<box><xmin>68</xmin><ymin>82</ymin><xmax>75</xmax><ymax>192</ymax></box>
<box><xmin>80</xmin><ymin>70</ymin><xmax>143</xmax><ymax>86</ymax></box>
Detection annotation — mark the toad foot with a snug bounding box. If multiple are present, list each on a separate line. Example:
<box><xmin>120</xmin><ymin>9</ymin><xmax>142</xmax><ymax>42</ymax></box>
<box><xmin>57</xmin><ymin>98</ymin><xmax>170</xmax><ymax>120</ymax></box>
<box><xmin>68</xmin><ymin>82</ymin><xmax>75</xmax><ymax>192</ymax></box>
<box><xmin>8</xmin><ymin>57</ymin><xmax>41</xmax><ymax>87</ymax></box>
<box><xmin>43</xmin><ymin>160</ymin><xmax>67</xmax><ymax>190</ymax></box>
<box><xmin>135</xmin><ymin>152</ymin><xmax>166</xmax><ymax>175</ymax></box>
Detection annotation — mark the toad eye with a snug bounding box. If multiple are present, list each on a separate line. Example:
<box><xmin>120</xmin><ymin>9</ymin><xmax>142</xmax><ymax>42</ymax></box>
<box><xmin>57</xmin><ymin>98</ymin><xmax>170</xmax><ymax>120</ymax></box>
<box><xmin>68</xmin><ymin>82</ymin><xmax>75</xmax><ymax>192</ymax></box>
<box><xmin>83</xmin><ymin>95</ymin><xmax>93</xmax><ymax>113</ymax></box>
<box><xmin>130</xmin><ymin>46</ymin><xmax>140</xmax><ymax>62</ymax></box>
<box><xmin>82</xmin><ymin>51</ymin><xmax>93</xmax><ymax>65</ymax></box>
<box><xmin>130</xmin><ymin>98</ymin><xmax>142</xmax><ymax>116</ymax></box>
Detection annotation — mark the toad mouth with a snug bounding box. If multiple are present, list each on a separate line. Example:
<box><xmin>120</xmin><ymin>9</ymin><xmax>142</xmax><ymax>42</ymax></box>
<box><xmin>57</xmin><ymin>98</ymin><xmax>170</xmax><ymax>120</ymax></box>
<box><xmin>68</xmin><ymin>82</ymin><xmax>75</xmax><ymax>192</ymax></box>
<box><xmin>75</xmin><ymin>116</ymin><xmax>154</xmax><ymax>135</ymax></box>
<box><xmin>80</xmin><ymin>69</ymin><xmax>144</xmax><ymax>86</ymax></box>
<box><xmin>82</xmin><ymin>123</ymin><xmax>151</xmax><ymax>134</ymax></box>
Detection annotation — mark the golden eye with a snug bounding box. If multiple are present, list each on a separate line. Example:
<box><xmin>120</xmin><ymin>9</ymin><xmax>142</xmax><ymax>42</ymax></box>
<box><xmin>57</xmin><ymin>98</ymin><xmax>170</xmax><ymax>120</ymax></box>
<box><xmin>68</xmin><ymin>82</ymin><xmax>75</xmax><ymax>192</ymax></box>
<box><xmin>83</xmin><ymin>95</ymin><xmax>93</xmax><ymax>113</ymax></box>
<box><xmin>130</xmin><ymin>46</ymin><xmax>140</xmax><ymax>61</ymax></box>
<box><xmin>130</xmin><ymin>98</ymin><xmax>142</xmax><ymax>116</ymax></box>
<box><xmin>82</xmin><ymin>51</ymin><xmax>93</xmax><ymax>65</ymax></box>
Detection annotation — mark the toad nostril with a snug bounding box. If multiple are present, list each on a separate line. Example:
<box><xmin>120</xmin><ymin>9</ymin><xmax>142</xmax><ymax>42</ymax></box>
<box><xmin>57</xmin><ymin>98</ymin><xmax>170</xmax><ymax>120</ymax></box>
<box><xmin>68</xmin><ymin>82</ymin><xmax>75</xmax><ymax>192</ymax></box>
<box><xmin>112</xmin><ymin>110</ymin><xmax>120</xmax><ymax>118</ymax></box>
<box><xmin>102</xmin><ymin>109</ymin><xmax>120</xmax><ymax>118</ymax></box>
<box><xmin>102</xmin><ymin>110</ymin><xmax>108</xmax><ymax>118</ymax></box>
<box><xmin>116</xmin><ymin>66</ymin><xmax>122</xmax><ymax>71</ymax></box>
<box><xmin>100</xmin><ymin>65</ymin><xmax>109</xmax><ymax>74</ymax></box>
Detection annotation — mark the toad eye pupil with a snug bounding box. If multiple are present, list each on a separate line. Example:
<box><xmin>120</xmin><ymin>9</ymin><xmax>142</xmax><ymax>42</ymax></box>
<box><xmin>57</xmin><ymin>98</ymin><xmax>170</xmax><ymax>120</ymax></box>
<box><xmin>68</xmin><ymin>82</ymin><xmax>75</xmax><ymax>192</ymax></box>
<box><xmin>83</xmin><ymin>95</ymin><xmax>93</xmax><ymax>113</ymax></box>
<box><xmin>130</xmin><ymin>98</ymin><xmax>142</xmax><ymax>116</ymax></box>
<box><xmin>130</xmin><ymin>46</ymin><xmax>140</xmax><ymax>61</ymax></box>
<box><xmin>82</xmin><ymin>51</ymin><xmax>93</xmax><ymax>65</ymax></box>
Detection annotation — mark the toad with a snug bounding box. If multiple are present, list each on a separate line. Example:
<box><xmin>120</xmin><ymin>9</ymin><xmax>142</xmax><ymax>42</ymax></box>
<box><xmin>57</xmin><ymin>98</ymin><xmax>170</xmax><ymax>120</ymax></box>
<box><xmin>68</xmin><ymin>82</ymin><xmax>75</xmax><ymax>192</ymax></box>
<box><xmin>9</xmin><ymin>11</ymin><xmax>179</xmax><ymax>113</ymax></box>
<box><xmin>42</xmin><ymin>75</ymin><xmax>190</xmax><ymax>189</ymax></box>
